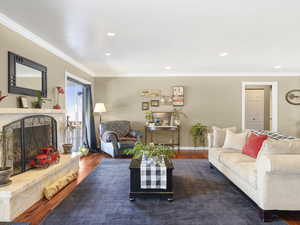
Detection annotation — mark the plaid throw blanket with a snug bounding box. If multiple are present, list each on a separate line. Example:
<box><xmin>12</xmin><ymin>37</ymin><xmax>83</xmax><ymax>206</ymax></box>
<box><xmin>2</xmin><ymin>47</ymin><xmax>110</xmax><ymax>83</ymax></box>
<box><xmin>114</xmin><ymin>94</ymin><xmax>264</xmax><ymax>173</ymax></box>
<box><xmin>140</xmin><ymin>159</ymin><xmax>167</xmax><ymax>189</ymax></box>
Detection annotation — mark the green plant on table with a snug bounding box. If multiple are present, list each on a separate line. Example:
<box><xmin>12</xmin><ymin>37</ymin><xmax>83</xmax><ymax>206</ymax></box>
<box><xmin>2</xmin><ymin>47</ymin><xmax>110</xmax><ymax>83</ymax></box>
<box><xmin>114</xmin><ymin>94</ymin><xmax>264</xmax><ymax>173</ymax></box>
<box><xmin>190</xmin><ymin>122</ymin><xmax>207</xmax><ymax>147</ymax></box>
<box><xmin>124</xmin><ymin>142</ymin><xmax>176</xmax><ymax>159</ymax></box>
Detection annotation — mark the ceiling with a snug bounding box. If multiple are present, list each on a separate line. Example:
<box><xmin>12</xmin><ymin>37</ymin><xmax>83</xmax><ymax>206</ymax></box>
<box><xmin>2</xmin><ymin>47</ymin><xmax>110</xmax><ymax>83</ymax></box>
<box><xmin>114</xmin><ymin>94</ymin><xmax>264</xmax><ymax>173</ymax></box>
<box><xmin>1</xmin><ymin>0</ymin><xmax>300</xmax><ymax>77</ymax></box>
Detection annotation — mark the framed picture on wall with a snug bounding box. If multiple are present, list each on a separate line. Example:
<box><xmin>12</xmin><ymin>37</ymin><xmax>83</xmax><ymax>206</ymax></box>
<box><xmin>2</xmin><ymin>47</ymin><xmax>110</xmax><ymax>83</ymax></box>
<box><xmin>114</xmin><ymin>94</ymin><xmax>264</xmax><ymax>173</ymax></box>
<box><xmin>172</xmin><ymin>86</ymin><xmax>184</xmax><ymax>106</ymax></box>
<box><xmin>142</xmin><ymin>102</ymin><xmax>150</xmax><ymax>111</ymax></box>
<box><xmin>151</xmin><ymin>100</ymin><xmax>160</xmax><ymax>107</ymax></box>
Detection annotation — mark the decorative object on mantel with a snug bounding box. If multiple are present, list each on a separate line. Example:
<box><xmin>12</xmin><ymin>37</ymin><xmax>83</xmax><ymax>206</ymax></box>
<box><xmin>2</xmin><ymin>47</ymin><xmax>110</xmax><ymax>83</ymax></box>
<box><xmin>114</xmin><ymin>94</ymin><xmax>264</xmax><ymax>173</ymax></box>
<box><xmin>190</xmin><ymin>122</ymin><xmax>207</xmax><ymax>147</ymax></box>
<box><xmin>0</xmin><ymin>91</ymin><xmax>7</xmax><ymax>103</ymax></box>
<box><xmin>18</xmin><ymin>96</ymin><xmax>29</xmax><ymax>108</ymax></box>
<box><xmin>151</xmin><ymin>99</ymin><xmax>160</xmax><ymax>107</ymax></box>
<box><xmin>31</xmin><ymin>92</ymin><xmax>46</xmax><ymax>109</ymax></box>
<box><xmin>172</xmin><ymin>86</ymin><xmax>184</xmax><ymax>106</ymax></box>
<box><xmin>285</xmin><ymin>89</ymin><xmax>300</xmax><ymax>105</ymax></box>
<box><xmin>53</xmin><ymin>86</ymin><xmax>65</xmax><ymax>109</ymax></box>
<box><xmin>44</xmin><ymin>169</ymin><xmax>78</xmax><ymax>200</ymax></box>
<box><xmin>29</xmin><ymin>147</ymin><xmax>60</xmax><ymax>169</ymax></box>
<box><xmin>142</xmin><ymin>101</ymin><xmax>150</xmax><ymax>111</ymax></box>
<box><xmin>0</xmin><ymin>131</ymin><xmax>13</xmax><ymax>187</ymax></box>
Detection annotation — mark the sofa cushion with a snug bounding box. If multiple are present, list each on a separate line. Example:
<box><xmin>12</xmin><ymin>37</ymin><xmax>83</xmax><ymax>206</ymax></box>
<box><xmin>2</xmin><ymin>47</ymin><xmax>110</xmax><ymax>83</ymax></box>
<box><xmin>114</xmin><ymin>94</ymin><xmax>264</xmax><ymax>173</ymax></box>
<box><xmin>257</xmin><ymin>139</ymin><xmax>300</xmax><ymax>162</ymax></box>
<box><xmin>223</xmin><ymin>130</ymin><xmax>248</xmax><ymax>150</ymax></box>
<box><xmin>209</xmin><ymin>148</ymin><xmax>241</xmax><ymax>162</ymax></box>
<box><xmin>219</xmin><ymin>153</ymin><xmax>257</xmax><ymax>188</ymax></box>
<box><xmin>212</xmin><ymin>126</ymin><xmax>237</xmax><ymax>147</ymax></box>
<box><xmin>242</xmin><ymin>133</ymin><xmax>268</xmax><ymax>159</ymax></box>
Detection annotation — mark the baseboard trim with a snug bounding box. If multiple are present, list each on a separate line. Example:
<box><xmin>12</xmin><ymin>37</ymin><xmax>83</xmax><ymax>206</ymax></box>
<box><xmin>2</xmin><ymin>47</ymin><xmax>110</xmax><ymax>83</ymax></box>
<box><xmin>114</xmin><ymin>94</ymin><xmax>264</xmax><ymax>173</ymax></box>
<box><xmin>179</xmin><ymin>146</ymin><xmax>208</xmax><ymax>151</ymax></box>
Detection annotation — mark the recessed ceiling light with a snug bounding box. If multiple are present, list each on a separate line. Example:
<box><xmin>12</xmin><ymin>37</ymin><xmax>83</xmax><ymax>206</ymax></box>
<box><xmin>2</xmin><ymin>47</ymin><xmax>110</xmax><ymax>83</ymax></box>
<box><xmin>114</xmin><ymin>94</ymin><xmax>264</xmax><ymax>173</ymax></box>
<box><xmin>219</xmin><ymin>52</ymin><xmax>228</xmax><ymax>57</ymax></box>
<box><xmin>105</xmin><ymin>52</ymin><xmax>111</xmax><ymax>56</ymax></box>
<box><xmin>107</xmin><ymin>32</ymin><xmax>116</xmax><ymax>37</ymax></box>
<box><xmin>164</xmin><ymin>66</ymin><xmax>172</xmax><ymax>70</ymax></box>
<box><xmin>274</xmin><ymin>65</ymin><xmax>281</xmax><ymax>69</ymax></box>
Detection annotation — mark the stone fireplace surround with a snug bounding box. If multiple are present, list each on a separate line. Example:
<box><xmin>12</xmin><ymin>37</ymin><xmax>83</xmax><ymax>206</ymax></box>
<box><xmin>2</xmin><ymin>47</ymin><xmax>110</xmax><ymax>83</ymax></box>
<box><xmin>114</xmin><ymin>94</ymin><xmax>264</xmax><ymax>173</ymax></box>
<box><xmin>0</xmin><ymin>108</ymin><xmax>80</xmax><ymax>222</ymax></box>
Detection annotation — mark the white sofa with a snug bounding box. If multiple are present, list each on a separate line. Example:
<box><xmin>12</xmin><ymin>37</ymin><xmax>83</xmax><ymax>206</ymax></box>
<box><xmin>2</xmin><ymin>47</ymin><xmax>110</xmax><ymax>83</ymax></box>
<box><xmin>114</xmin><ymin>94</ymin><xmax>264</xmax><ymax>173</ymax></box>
<box><xmin>208</xmin><ymin>132</ymin><xmax>300</xmax><ymax>222</ymax></box>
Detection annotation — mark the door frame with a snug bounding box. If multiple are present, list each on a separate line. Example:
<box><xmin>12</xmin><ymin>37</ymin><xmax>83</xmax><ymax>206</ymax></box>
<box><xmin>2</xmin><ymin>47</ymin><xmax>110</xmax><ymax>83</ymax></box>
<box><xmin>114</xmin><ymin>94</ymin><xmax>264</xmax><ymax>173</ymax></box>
<box><xmin>241</xmin><ymin>81</ymin><xmax>278</xmax><ymax>132</ymax></box>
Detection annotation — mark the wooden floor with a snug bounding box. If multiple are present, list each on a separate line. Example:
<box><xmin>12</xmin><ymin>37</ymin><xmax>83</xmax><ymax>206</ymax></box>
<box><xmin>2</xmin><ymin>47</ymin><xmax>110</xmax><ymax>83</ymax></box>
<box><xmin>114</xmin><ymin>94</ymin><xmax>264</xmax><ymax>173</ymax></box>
<box><xmin>14</xmin><ymin>151</ymin><xmax>300</xmax><ymax>225</ymax></box>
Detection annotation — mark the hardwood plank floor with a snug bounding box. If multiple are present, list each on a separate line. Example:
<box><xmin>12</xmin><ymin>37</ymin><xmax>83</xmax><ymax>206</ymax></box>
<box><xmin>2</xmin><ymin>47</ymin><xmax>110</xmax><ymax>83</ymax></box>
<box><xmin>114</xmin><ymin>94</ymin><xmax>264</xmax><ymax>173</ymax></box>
<box><xmin>13</xmin><ymin>151</ymin><xmax>300</xmax><ymax>225</ymax></box>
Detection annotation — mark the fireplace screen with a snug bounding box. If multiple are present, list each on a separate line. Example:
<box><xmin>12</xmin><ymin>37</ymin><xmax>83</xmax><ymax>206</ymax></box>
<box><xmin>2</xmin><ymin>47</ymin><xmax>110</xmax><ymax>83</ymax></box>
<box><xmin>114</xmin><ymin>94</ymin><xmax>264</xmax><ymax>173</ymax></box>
<box><xmin>2</xmin><ymin>115</ymin><xmax>57</xmax><ymax>175</ymax></box>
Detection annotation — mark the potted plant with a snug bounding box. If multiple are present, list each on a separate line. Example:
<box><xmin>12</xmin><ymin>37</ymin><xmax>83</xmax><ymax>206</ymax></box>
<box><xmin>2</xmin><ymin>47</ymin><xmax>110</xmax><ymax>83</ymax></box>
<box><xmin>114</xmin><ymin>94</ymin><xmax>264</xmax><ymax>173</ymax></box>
<box><xmin>190</xmin><ymin>122</ymin><xmax>207</xmax><ymax>147</ymax></box>
<box><xmin>125</xmin><ymin>142</ymin><xmax>176</xmax><ymax>165</ymax></box>
<box><xmin>0</xmin><ymin>131</ymin><xmax>13</xmax><ymax>187</ymax></box>
<box><xmin>32</xmin><ymin>92</ymin><xmax>46</xmax><ymax>109</ymax></box>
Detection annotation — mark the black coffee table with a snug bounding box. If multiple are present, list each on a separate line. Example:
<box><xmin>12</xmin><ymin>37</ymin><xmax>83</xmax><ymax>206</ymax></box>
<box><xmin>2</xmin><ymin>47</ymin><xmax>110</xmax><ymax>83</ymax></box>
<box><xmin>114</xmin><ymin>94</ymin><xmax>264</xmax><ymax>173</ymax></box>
<box><xmin>129</xmin><ymin>158</ymin><xmax>174</xmax><ymax>201</ymax></box>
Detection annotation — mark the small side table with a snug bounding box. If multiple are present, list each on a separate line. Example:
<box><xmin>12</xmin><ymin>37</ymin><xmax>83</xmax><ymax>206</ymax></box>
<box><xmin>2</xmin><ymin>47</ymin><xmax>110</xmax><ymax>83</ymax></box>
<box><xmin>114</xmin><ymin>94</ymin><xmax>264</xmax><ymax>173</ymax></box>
<box><xmin>144</xmin><ymin>125</ymin><xmax>180</xmax><ymax>151</ymax></box>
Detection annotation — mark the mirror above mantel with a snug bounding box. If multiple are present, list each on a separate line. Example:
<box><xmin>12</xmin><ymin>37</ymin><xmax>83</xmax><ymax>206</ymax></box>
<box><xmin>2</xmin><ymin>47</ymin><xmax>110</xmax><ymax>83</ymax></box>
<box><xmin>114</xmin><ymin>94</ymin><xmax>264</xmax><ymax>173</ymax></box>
<box><xmin>8</xmin><ymin>52</ymin><xmax>47</xmax><ymax>97</ymax></box>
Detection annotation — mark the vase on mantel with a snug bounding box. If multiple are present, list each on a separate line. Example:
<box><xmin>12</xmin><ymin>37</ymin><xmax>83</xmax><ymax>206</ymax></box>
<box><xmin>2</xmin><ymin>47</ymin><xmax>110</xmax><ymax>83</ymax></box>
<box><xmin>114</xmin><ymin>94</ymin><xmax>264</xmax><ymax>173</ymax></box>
<box><xmin>53</xmin><ymin>86</ymin><xmax>64</xmax><ymax>110</ymax></box>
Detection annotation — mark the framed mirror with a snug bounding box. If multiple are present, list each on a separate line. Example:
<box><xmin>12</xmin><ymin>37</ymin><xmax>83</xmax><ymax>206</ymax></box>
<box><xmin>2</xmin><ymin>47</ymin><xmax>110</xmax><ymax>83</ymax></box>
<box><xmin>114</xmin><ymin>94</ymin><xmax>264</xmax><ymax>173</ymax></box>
<box><xmin>8</xmin><ymin>52</ymin><xmax>47</xmax><ymax>97</ymax></box>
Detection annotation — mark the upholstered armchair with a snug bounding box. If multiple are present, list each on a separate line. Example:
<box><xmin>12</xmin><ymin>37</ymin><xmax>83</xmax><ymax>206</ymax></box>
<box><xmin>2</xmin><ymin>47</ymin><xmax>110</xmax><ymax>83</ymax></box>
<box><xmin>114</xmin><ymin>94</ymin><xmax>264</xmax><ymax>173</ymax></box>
<box><xmin>99</xmin><ymin>121</ymin><xmax>143</xmax><ymax>157</ymax></box>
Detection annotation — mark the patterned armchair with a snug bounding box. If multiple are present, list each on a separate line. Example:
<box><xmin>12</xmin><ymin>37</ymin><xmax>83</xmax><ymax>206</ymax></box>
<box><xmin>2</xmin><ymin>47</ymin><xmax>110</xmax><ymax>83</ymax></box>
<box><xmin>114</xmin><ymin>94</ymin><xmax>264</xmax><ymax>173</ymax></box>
<box><xmin>100</xmin><ymin>121</ymin><xmax>143</xmax><ymax>157</ymax></box>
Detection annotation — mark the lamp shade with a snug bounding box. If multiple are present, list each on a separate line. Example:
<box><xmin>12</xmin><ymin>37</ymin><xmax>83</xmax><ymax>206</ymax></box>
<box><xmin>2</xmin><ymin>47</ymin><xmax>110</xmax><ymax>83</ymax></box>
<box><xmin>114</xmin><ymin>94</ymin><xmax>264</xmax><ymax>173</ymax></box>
<box><xmin>94</xmin><ymin>103</ymin><xmax>107</xmax><ymax>113</ymax></box>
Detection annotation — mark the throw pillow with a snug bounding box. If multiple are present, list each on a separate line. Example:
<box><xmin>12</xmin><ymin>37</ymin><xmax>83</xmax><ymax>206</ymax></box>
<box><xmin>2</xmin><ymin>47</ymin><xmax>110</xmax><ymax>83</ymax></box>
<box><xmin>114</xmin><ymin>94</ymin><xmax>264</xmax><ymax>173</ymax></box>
<box><xmin>242</xmin><ymin>133</ymin><xmax>268</xmax><ymax>158</ymax></box>
<box><xmin>223</xmin><ymin>130</ymin><xmax>248</xmax><ymax>150</ymax></box>
<box><xmin>256</xmin><ymin>139</ymin><xmax>300</xmax><ymax>161</ymax></box>
<box><xmin>212</xmin><ymin>126</ymin><xmax>237</xmax><ymax>147</ymax></box>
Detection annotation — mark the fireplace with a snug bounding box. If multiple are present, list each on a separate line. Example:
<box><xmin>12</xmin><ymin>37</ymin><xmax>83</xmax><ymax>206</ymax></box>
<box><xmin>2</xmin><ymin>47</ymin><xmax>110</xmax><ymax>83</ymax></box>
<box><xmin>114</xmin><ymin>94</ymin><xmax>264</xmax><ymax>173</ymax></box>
<box><xmin>2</xmin><ymin>115</ymin><xmax>57</xmax><ymax>175</ymax></box>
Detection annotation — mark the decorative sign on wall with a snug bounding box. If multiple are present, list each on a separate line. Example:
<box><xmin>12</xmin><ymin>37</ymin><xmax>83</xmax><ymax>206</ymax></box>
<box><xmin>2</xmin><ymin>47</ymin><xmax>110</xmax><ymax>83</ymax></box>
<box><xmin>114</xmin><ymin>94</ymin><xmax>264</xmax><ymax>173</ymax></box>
<box><xmin>172</xmin><ymin>86</ymin><xmax>184</xmax><ymax>106</ymax></box>
<box><xmin>285</xmin><ymin>89</ymin><xmax>300</xmax><ymax>105</ymax></box>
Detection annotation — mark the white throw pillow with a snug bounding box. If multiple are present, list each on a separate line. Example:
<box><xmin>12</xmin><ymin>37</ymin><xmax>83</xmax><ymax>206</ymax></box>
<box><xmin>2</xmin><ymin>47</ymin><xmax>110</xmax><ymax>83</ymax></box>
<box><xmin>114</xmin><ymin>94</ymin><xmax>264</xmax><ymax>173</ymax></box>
<box><xmin>256</xmin><ymin>139</ymin><xmax>300</xmax><ymax>161</ymax></box>
<box><xmin>223</xmin><ymin>130</ymin><xmax>248</xmax><ymax>150</ymax></box>
<box><xmin>212</xmin><ymin>126</ymin><xmax>237</xmax><ymax>147</ymax></box>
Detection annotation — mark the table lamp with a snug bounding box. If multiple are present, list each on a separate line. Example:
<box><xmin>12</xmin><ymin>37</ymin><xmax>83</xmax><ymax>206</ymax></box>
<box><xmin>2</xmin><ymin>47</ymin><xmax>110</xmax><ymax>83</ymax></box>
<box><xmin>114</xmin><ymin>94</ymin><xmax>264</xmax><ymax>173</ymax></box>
<box><xmin>94</xmin><ymin>103</ymin><xmax>107</xmax><ymax>124</ymax></box>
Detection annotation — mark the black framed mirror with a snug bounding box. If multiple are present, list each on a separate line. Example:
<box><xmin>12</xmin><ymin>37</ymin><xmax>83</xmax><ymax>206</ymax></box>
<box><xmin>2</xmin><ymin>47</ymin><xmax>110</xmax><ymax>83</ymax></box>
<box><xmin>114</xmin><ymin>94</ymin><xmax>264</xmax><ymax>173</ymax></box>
<box><xmin>8</xmin><ymin>52</ymin><xmax>47</xmax><ymax>97</ymax></box>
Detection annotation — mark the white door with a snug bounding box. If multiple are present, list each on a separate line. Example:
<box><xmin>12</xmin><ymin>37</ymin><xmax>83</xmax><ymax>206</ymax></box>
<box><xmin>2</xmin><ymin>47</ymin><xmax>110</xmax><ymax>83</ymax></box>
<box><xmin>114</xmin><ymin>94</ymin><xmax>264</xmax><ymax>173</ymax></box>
<box><xmin>245</xmin><ymin>90</ymin><xmax>264</xmax><ymax>130</ymax></box>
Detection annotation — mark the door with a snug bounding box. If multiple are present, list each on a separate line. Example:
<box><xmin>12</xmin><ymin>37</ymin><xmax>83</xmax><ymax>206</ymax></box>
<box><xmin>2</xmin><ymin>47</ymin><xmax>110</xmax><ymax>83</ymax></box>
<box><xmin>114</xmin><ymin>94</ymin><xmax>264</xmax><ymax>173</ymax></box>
<box><xmin>245</xmin><ymin>89</ymin><xmax>265</xmax><ymax>130</ymax></box>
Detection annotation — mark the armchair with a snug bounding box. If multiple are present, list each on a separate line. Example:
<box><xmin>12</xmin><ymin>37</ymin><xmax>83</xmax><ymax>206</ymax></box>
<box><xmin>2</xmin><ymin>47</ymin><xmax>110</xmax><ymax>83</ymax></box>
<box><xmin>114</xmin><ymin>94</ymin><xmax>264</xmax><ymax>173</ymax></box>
<box><xmin>100</xmin><ymin>121</ymin><xmax>143</xmax><ymax>157</ymax></box>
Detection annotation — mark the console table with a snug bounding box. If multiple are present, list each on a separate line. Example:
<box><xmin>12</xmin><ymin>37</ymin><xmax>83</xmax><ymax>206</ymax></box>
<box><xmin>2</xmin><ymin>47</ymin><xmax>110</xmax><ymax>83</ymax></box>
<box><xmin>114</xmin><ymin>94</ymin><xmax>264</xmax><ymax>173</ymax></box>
<box><xmin>144</xmin><ymin>125</ymin><xmax>180</xmax><ymax>151</ymax></box>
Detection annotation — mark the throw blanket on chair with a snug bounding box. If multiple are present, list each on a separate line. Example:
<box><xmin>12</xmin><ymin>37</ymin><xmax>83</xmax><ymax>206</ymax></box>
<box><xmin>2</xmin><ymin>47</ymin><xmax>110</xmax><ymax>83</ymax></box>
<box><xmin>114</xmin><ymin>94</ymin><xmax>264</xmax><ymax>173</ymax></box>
<box><xmin>140</xmin><ymin>158</ymin><xmax>167</xmax><ymax>189</ymax></box>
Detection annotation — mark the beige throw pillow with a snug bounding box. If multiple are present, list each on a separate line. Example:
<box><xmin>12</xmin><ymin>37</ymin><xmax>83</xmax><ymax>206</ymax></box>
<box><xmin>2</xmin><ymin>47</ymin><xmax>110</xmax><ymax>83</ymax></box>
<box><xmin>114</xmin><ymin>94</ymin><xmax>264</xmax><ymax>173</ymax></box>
<box><xmin>256</xmin><ymin>139</ymin><xmax>300</xmax><ymax>161</ymax></box>
<box><xmin>223</xmin><ymin>130</ymin><xmax>248</xmax><ymax>150</ymax></box>
<box><xmin>212</xmin><ymin>126</ymin><xmax>237</xmax><ymax>147</ymax></box>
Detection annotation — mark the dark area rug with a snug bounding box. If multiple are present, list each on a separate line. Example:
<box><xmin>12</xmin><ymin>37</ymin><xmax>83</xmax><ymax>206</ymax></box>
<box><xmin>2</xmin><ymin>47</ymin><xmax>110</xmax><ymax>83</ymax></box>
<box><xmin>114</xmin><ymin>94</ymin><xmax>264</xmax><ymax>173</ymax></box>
<box><xmin>40</xmin><ymin>159</ymin><xmax>287</xmax><ymax>225</ymax></box>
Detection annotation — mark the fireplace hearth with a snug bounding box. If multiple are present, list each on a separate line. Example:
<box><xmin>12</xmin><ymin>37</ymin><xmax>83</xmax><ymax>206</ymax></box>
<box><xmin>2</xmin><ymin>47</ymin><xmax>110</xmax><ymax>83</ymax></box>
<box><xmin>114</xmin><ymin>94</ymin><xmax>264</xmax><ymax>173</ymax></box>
<box><xmin>2</xmin><ymin>115</ymin><xmax>57</xmax><ymax>175</ymax></box>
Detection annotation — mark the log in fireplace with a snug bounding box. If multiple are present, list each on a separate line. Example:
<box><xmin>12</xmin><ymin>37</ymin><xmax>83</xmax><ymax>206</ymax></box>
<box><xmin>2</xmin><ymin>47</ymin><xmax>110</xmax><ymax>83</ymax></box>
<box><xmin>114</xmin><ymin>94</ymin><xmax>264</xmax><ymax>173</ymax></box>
<box><xmin>1</xmin><ymin>115</ymin><xmax>57</xmax><ymax>175</ymax></box>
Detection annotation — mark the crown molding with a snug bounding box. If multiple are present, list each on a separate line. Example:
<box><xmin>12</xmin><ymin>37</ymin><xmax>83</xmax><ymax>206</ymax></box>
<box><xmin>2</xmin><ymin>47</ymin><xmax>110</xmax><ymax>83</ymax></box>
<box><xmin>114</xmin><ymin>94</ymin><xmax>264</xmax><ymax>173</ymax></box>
<box><xmin>0</xmin><ymin>12</ymin><xmax>96</xmax><ymax>77</ymax></box>
<box><xmin>95</xmin><ymin>72</ymin><xmax>300</xmax><ymax>77</ymax></box>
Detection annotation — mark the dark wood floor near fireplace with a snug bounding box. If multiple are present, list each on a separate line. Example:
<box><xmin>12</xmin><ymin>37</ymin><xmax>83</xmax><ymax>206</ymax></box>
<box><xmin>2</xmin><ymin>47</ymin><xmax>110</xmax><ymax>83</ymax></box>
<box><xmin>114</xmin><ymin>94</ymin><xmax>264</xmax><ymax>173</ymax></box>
<box><xmin>14</xmin><ymin>151</ymin><xmax>300</xmax><ymax>225</ymax></box>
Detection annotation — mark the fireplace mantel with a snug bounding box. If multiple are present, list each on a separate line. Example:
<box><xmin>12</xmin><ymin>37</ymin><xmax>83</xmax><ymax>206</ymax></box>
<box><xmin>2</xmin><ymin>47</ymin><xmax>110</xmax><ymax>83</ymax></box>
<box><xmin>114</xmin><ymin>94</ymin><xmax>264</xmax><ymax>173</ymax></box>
<box><xmin>0</xmin><ymin>108</ymin><xmax>65</xmax><ymax>115</ymax></box>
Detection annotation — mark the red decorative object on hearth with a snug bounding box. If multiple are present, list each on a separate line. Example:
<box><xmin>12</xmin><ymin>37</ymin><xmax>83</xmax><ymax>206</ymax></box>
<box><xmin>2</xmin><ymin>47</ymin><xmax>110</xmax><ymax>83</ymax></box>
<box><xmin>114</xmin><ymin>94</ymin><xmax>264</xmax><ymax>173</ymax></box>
<box><xmin>53</xmin><ymin>86</ymin><xmax>65</xmax><ymax>109</ymax></box>
<box><xmin>30</xmin><ymin>147</ymin><xmax>60</xmax><ymax>169</ymax></box>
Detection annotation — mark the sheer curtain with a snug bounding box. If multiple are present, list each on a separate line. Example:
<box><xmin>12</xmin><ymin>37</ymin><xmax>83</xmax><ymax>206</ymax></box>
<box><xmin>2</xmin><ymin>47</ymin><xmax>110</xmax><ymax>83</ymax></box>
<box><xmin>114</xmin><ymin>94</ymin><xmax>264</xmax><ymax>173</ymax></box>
<box><xmin>83</xmin><ymin>85</ymin><xmax>98</xmax><ymax>152</ymax></box>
